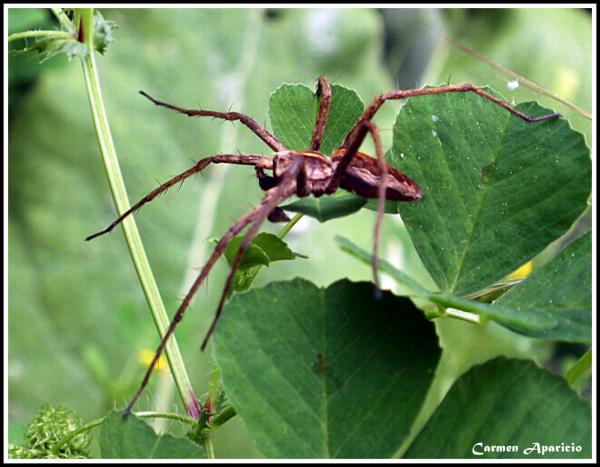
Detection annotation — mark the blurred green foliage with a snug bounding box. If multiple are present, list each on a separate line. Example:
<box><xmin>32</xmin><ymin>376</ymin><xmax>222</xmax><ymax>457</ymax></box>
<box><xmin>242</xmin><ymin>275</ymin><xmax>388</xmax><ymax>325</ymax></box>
<box><xmin>8</xmin><ymin>8</ymin><xmax>67</xmax><ymax>112</ymax></box>
<box><xmin>8</xmin><ymin>7</ymin><xmax>591</xmax><ymax>458</ymax></box>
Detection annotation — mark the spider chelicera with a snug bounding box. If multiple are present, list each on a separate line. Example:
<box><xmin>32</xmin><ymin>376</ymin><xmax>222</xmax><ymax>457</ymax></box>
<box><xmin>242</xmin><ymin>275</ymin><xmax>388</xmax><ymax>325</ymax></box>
<box><xmin>86</xmin><ymin>76</ymin><xmax>560</xmax><ymax>415</ymax></box>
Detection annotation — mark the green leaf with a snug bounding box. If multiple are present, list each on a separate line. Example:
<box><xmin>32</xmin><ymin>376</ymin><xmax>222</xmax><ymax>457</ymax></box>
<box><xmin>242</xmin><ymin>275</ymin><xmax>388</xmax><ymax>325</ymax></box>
<box><xmin>405</xmin><ymin>358</ymin><xmax>591</xmax><ymax>459</ymax></box>
<box><xmin>99</xmin><ymin>411</ymin><xmax>203</xmax><ymax>459</ymax></box>
<box><xmin>363</xmin><ymin>199</ymin><xmax>403</xmax><ymax>214</ymax></box>
<box><xmin>231</xmin><ymin>266</ymin><xmax>262</xmax><ymax>293</ymax></box>
<box><xmin>214</xmin><ymin>278</ymin><xmax>441</xmax><ymax>458</ymax></box>
<box><xmin>390</xmin><ymin>90</ymin><xmax>591</xmax><ymax>296</ymax></box>
<box><xmin>269</xmin><ymin>83</ymin><xmax>317</xmax><ymax>151</ymax></box>
<box><xmin>224</xmin><ymin>232</ymin><xmax>305</xmax><ymax>270</ymax></box>
<box><xmin>252</xmin><ymin>232</ymin><xmax>307</xmax><ymax>260</ymax></box>
<box><xmin>269</xmin><ymin>83</ymin><xmax>364</xmax><ymax>156</ymax></box>
<box><xmin>269</xmin><ymin>83</ymin><xmax>368</xmax><ymax>222</ymax></box>
<box><xmin>223</xmin><ymin>232</ymin><xmax>307</xmax><ymax>292</ymax></box>
<box><xmin>281</xmin><ymin>191</ymin><xmax>367</xmax><ymax>223</ymax></box>
<box><xmin>92</xmin><ymin>11</ymin><xmax>118</xmax><ymax>55</ymax></box>
<box><xmin>18</xmin><ymin>36</ymin><xmax>87</xmax><ymax>62</ymax></box>
<box><xmin>493</xmin><ymin>232</ymin><xmax>591</xmax><ymax>343</ymax></box>
<box><xmin>224</xmin><ymin>237</ymin><xmax>271</xmax><ymax>270</ymax></box>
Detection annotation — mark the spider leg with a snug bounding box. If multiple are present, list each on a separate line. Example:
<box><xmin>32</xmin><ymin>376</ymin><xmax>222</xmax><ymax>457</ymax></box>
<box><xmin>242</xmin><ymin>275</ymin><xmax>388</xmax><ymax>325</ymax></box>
<box><xmin>342</xmin><ymin>83</ymin><xmax>561</xmax><ymax>149</ymax></box>
<box><xmin>123</xmin><ymin>190</ymin><xmax>277</xmax><ymax>416</ymax></box>
<box><xmin>310</xmin><ymin>75</ymin><xmax>332</xmax><ymax>151</ymax></box>
<box><xmin>328</xmin><ymin>122</ymin><xmax>387</xmax><ymax>293</ymax></box>
<box><xmin>123</xmin><ymin>158</ymin><xmax>302</xmax><ymax>416</ymax></box>
<box><xmin>200</xmin><ymin>157</ymin><xmax>304</xmax><ymax>350</ymax></box>
<box><xmin>365</xmin><ymin>123</ymin><xmax>386</xmax><ymax>296</ymax></box>
<box><xmin>86</xmin><ymin>154</ymin><xmax>272</xmax><ymax>241</ymax></box>
<box><xmin>140</xmin><ymin>91</ymin><xmax>286</xmax><ymax>152</ymax></box>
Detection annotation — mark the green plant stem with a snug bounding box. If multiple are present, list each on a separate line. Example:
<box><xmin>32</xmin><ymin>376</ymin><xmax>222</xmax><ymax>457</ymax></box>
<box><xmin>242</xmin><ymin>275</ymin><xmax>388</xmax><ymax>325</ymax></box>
<box><xmin>429</xmin><ymin>294</ymin><xmax>493</xmax><ymax>321</ymax></box>
<box><xmin>8</xmin><ymin>30</ymin><xmax>74</xmax><ymax>43</ymax></box>
<box><xmin>443</xmin><ymin>307</ymin><xmax>481</xmax><ymax>324</ymax></box>
<box><xmin>52</xmin><ymin>415</ymin><xmax>108</xmax><ymax>454</ymax></box>
<box><xmin>134</xmin><ymin>411</ymin><xmax>197</xmax><ymax>425</ymax></box>
<box><xmin>565</xmin><ymin>349</ymin><xmax>592</xmax><ymax>386</ymax></box>
<box><xmin>139</xmin><ymin>408</ymin><xmax>209</xmax><ymax>457</ymax></box>
<box><xmin>79</xmin><ymin>8</ymin><xmax>93</xmax><ymax>44</ymax></box>
<box><xmin>76</xmin><ymin>8</ymin><xmax>199</xmax><ymax>418</ymax></box>
<box><xmin>278</xmin><ymin>213</ymin><xmax>304</xmax><ymax>239</ymax></box>
<box><xmin>51</xmin><ymin>8</ymin><xmax>76</xmax><ymax>32</ymax></box>
<box><xmin>209</xmin><ymin>405</ymin><xmax>237</xmax><ymax>429</ymax></box>
<box><xmin>201</xmin><ymin>435</ymin><xmax>215</xmax><ymax>459</ymax></box>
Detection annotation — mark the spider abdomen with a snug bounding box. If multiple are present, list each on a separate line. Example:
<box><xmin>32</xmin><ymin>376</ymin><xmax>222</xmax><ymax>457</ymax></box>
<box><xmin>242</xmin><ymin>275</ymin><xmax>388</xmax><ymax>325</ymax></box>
<box><xmin>332</xmin><ymin>150</ymin><xmax>423</xmax><ymax>201</ymax></box>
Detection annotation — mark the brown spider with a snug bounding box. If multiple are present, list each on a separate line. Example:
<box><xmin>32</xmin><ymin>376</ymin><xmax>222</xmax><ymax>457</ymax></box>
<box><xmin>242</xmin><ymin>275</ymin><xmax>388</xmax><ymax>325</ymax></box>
<box><xmin>86</xmin><ymin>76</ymin><xmax>559</xmax><ymax>415</ymax></box>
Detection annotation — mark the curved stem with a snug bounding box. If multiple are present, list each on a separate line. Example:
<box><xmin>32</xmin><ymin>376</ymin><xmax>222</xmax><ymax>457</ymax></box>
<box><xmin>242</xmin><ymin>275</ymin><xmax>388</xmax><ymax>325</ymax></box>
<box><xmin>278</xmin><ymin>212</ymin><xmax>304</xmax><ymax>239</ymax></box>
<box><xmin>138</xmin><ymin>409</ymin><xmax>210</xmax><ymax>457</ymax></box>
<box><xmin>134</xmin><ymin>411</ymin><xmax>197</xmax><ymax>425</ymax></box>
<box><xmin>52</xmin><ymin>415</ymin><xmax>108</xmax><ymax>454</ymax></box>
<box><xmin>8</xmin><ymin>30</ymin><xmax>73</xmax><ymax>43</ymax></box>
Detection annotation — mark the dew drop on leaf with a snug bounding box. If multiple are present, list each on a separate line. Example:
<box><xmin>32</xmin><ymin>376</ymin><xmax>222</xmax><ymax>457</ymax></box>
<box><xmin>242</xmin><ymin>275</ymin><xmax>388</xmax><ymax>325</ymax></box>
<box><xmin>506</xmin><ymin>79</ymin><xmax>520</xmax><ymax>90</ymax></box>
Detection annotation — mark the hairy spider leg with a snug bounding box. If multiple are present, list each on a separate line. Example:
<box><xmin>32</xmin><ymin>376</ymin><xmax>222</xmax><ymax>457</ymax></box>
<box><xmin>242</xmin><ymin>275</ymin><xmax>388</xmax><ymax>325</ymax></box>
<box><xmin>330</xmin><ymin>83</ymin><xmax>560</xmax><ymax>287</ymax></box>
<box><xmin>139</xmin><ymin>90</ymin><xmax>286</xmax><ymax>152</ymax></box>
<box><xmin>341</xmin><ymin>82</ymin><xmax>561</xmax><ymax>150</ymax></box>
<box><xmin>200</xmin><ymin>157</ymin><xmax>305</xmax><ymax>351</ymax></box>
<box><xmin>310</xmin><ymin>75</ymin><xmax>332</xmax><ymax>151</ymax></box>
<box><xmin>86</xmin><ymin>155</ymin><xmax>273</xmax><ymax>241</ymax></box>
<box><xmin>122</xmin><ymin>164</ymin><xmax>298</xmax><ymax>417</ymax></box>
<box><xmin>327</xmin><ymin>121</ymin><xmax>388</xmax><ymax>293</ymax></box>
<box><xmin>257</xmin><ymin>76</ymin><xmax>332</xmax><ymax>218</ymax></box>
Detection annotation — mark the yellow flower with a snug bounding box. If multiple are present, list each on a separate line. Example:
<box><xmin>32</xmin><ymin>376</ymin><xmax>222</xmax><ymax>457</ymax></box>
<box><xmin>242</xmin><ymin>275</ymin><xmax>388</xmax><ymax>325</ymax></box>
<box><xmin>506</xmin><ymin>261</ymin><xmax>533</xmax><ymax>281</ymax></box>
<box><xmin>137</xmin><ymin>350</ymin><xmax>168</xmax><ymax>373</ymax></box>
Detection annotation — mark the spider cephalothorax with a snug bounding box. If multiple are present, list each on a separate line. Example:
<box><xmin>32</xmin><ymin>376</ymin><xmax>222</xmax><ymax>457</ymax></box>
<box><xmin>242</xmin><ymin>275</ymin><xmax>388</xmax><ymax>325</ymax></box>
<box><xmin>86</xmin><ymin>76</ymin><xmax>559</xmax><ymax>415</ymax></box>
